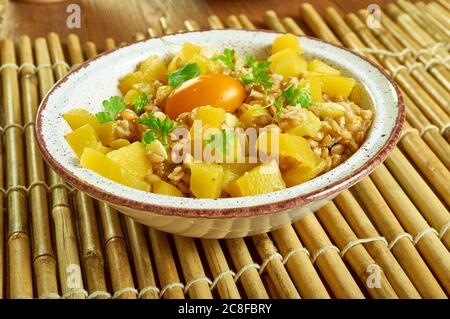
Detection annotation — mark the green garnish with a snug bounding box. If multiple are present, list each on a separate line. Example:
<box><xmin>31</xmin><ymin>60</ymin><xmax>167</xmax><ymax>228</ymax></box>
<box><xmin>273</xmin><ymin>84</ymin><xmax>312</xmax><ymax>121</ymax></box>
<box><xmin>95</xmin><ymin>96</ymin><xmax>126</xmax><ymax>123</ymax></box>
<box><xmin>132</xmin><ymin>93</ymin><xmax>148</xmax><ymax>115</ymax></box>
<box><xmin>241</xmin><ymin>55</ymin><xmax>273</xmax><ymax>88</ymax></box>
<box><xmin>168</xmin><ymin>63</ymin><xmax>200</xmax><ymax>88</ymax></box>
<box><xmin>204</xmin><ymin>129</ymin><xmax>235</xmax><ymax>156</ymax></box>
<box><xmin>214</xmin><ymin>48</ymin><xmax>235</xmax><ymax>70</ymax></box>
<box><xmin>139</xmin><ymin>113</ymin><xmax>176</xmax><ymax>145</ymax></box>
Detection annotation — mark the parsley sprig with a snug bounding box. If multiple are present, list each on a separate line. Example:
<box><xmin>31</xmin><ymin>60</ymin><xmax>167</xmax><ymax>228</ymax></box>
<box><xmin>204</xmin><ymin>129</ymin><xmax>235</xmax><ymax>156</ymax></box>
<box><xmin>214</xmin><ymin>48</ymin><xmax>235</xmax><ymax>70</ymax></box>
<box><xmin>273</xmin><ymin>84</ymin><xmax>312</xmax><ymax>120</ymax></box>
<box><xmin>241</xmin><ymin>55</ymin><xmax>273</xmax><ymax>88</ymax></box>
<box><xmin>139</xmin><ymin>113</ymin><xmax>176</xmax><ymax>145</ymax></box>
<box><xmin>168</xmin><ymin>63</ymin><xmax>200</xmax><ymax>88</ymax></box>
<box><xmin>132</xmin><ymin>93</ymin><xmax>148</xmax><ymax>115</ymax></box>
<box><xmin>95</xmin><ymin>96</ymin><xmax>126</xmax><ymax>123</ymax></box>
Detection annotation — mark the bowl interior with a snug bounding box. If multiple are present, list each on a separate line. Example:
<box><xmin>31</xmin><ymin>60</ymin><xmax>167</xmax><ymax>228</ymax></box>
<box><xmin>36</xmin><ymin>29</ymin><xmax>403</xmax><ymax>217</ymax></box>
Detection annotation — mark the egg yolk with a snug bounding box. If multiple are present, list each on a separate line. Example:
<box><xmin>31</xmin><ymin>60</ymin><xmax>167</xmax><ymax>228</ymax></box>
<box><xmin>164</xmin><ymin>74</ymin><xmax>246</xmax><ymax>119</ymax></box>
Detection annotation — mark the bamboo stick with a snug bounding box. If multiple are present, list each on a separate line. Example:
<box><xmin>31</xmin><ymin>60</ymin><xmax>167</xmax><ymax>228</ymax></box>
<box><xmin>264</xmin><ymin>10</ymin><xmax>287</xmax><ymax>33</ymax></box>
<box><xmin>271</xmin><ymin>226</ymin><xmax>330</xmax><ymax>298</ymax></box>
<box><xmin>294</xmin><ymin>214</ymin><xmax>364</xmax><ymax>298</ymax></box>
<box><xmin>173</xmin><ymin>236</ymin><xmax>213</xmax><ymax>299</ymax></box>
<box><xmin>300</xmin><ymin>3</ymin><xmax>341</xmax><ymax>45</ymax></box>
<box><xmin>97</xmin><ymin>202</ymin><xmax>136</xmax><ymax>299</ymax></box>
<box><xmin>352</xmin><ymin>178</ymin><xmax>446</xmax><ymax>298</ymax></box>
<box><xmin>423</xmin><ymin>2</ymin><xmax>450</xmax><ymax>31</ymax></box>
<box><xmin>225</xmin><ymin>238</ymin><xmax>269</xmax><ymax>299</ymax></box>
<box><xmin>0</xmin><ymin>92</ymin><xmax>3</xmax><ymax>298</ymax></box>
<box><xmin>281</xmin><ymin>17</ymin><xmax>305</xmax><ymax>36</ymax></box>
<box><xmin>184</xmin><ymin>19</ymin><xmax>200</xmax><ymax>31</ymax></box>
<box><xmin>159</xmin><ymin>17</ymin><xmax>174</xmax><ymax>35</ymax></box>
<box><xmin>200</xmin><ymin>239</ymin><xmax>241</xmax><ymax>298</ymax></box>
<box><xmin>252</xmin><ymin>234</ymin><xmax>300</xmax><ymax>298</ymax></box>
<box><xmin>37</xmin><ymin>36</ymin><xmax>86</xmax><ymax>299</ymax></box>
<box><xmin>357</xmin><ymin>9</ymin><xmax>450</xmax><ymax>115</ymax></box>
<box><xmin>1</xmin><ymin>38</ymin><xmax>33</xmax><ymax>299</ymax></box>
<box><xmin>105</xmin><ymin>38</ymin><xmax>116</xmax><ymax>51</ymax></box>
<box><xmin>370</xmin><ymin>165</ymin><xmax>450</xmax><ymax>294</ymax></box>
<box><xmin>237</xmin><ymin>14</ymin><xmax>256</xmax><ymax>30</ymax></box>
<box><xmin>133</xmin><ymin>32</ymin><xmax>145</xmax><ymax>41</ymax></box>
<box><xmin>317</xmin><ymin>203</ymin><xmax>398</xmax><ymax>298</ymax></box>
<box><xmin>436</xmin><ymin>0</ymin><xmax>450</xmax><ymax>11</ymax></box>
<box><xmin>207</xmin><ymin>15</ymin><xmax>225</xmax><ymax>29</ymax></box>
<box><xmin>148</xmin><ymin>229</ymin><xmax>184</xmax><ymax>299</ymax></box>
<box><xmin>225</xmin><ymin>15</ymin><xmax>243</xmax><ymax>29</ymax></box>
<box><xmin>334</xmin><ymin>190</ymin><xmax>420</xmax><ymax>298</ymax></box>
<box><xmin>18</xmin><ymin>35</ymin><xmax>59</xmax><ymax>298</ymax></box>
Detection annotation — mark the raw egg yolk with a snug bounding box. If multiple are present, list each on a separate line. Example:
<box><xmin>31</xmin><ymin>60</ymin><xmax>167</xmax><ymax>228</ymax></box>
<box><xmin>164</xmin><ymin>74</ymin><xmax>246</xmax><ymax>119</ymax></box>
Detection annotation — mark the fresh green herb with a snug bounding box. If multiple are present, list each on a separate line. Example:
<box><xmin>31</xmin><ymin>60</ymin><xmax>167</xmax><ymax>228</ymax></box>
<box><xmin>168</xmin><ymin>63</ymin><xmax>200</xmax><ymax>88</ymax></box>
<box><xmin>272</xmin><ymin>84</ymin><xmax>312</xmax><ymax>121</ymax></box>
<box><xmin>241</xmin><ymin>55</ymin><xmax>273</xmax><ymax>87</ymax></box>
<box><xmin>204</xmin><ymin>129</ymin><xmax>235</xmax><ymax>156</ymax></box>
<box><xmin>95</xmin><ymin>96</ymin><xmax>126</xmax><ymax>123</ymax></box>
<box><xmin>132</xmin><ymin>93</ymin><xmax>148</xmax><ymax>115</ymax></box>
<box><xmin>214</xmin><ymin>48</ymin><xmax>235</xmax><ymax>70</ymax></box>
<box><xmin>138</xmin><ymin>113</ymin><xmax>176</xmax><ymax>145</ymax></box>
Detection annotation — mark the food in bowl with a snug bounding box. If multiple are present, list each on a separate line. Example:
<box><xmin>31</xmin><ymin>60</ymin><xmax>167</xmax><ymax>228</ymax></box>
<box><xmin>62</xmin><ymin>34</ymin><xmax>373</xmax><ymax>200</ymax></box>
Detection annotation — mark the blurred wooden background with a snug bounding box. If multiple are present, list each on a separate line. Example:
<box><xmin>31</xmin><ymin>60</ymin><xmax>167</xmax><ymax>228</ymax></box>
<box><xmin>1</xmin><ymin>0</ymin><xmax>402</xmax><ymax>46</ymax></box>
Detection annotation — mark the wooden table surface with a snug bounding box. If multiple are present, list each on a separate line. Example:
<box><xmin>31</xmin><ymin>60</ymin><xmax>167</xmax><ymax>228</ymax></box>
<box><xmin>1</xmin><ymin>0</ymin><xmax>397</xmax><ymax>47</ymax></box>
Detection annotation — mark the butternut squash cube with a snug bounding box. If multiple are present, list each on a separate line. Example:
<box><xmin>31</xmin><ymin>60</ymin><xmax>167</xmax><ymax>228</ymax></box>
<box><xmin>65</xmin><ymin>124</ymin><xmax>101</xmax><ymax>157</ymax></box>
<box><xmin>282</xmin><ymin>158</ymin><xmax>327</xmax><ymax>187</ymax></box>
<box><xmin>307</xmin><ymin>74</ymin><xmax>355</xmax><ymax>98</ymax></box>
<box><xmin>189</xmin><ymin>162</ymin><xmax>223</xmax><ymax>199</ymax></box>
<box><xmin>110</xmin><ymin>139</ymin><xmax>131</xmax><ymax>150</ymax></box>
<box><xmin>303</xmin><ymin>77</ymin><xmax>323</xmax><ymax>104</ymax></box>
<box><xmin>123</xmin><ymin>89</ymin><xmax>141</xmax><ymax>106</ymax></box>
<box><xmin>239</xmin><ymin>105</ymin><xmax>272</xmax><ymax>127</ymax></box>
<box><xmin>63</xmin><ymin>108</ymin><xmax>100</xmax><ymax>131</ymax></box>
<box><xmin>152</xmin><ymin>180</ymin><xmax>184</xmax><ymax>197</ymax></box>
<box><xmin>118</xmin><ymin>71</ymin><xmax>145</xmax><ymax>95</ymax></box>
<box><xmin>268</xmin><ymin>48</ymin><xmax>307</xmax><ymax>80</ymax></box>
<box><xmin>288</xmin><ymin>111</ymin><xmax>321</xmax><ymax>137</ymax></box>
<box><xmin>195</xmin><ymin>106</ymin><xmax>226</xmax><ymax>128</ymax></box>
<box><xmin>307</xmin><ymin>59</ymin><xmax>340</xmax><ymax>75</ymax></box>
<box><xmin>190</xmin><ymin>54</ymin><xmax>222</xmax><ymax>75</ymax></box>
<box><xmin>314</xmin><ymin>102</ymin><xmax>346</xmax><ymax>118</ymax></box>
<box><xmin>228</xmin><ymin>160</ymin><xmax>286</xmax><ymax>197</ymax></box>
<box><xmin>106</xmin><ymin>142</ymin><xmax>151</xmax><ymax>179</ymax></box>
<box><xmin>139</xmin><ymin>55</ymin><xmax>168</xmax><ymax>83</ymax></box>
<box><xmin>97</xmin><ymin>122</ymin><xmax>115</xmax><ymax>146</ymax></box>
<box><xmin>271</xmin><ymin>33</ymin><xmax>303</xmax><ymax>55</ymax></box>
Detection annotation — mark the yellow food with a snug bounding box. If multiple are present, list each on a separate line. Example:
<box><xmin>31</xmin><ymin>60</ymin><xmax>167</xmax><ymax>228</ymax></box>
<box><xmin>152</xmin><ymin>180</ymin><xmax>184</xmax><ymax>197</ymax></box>
<box><xmin>307</xmin><ymin>74</ymin><xmax>355</xmax><ymax>98</ymax></box>
<box><xmin>119</xmin><ymin>71</ymin><xmax>145</xmax><ymax>95</ymax></box>
<box><xmin>283</xmin><ymin>158</ymin><xmax>327</xmax><ymax>187</ymax></box>
<box><xmin>195</xmin><ymin>106</ymin><xmax>226</xmax><ymax>128</ymax></box>
<box><xmin>303</xmin><ymin>77</ymin><xmax>323</xmax><ymax>104</ymax></box>
<box><xmin>110</xmin><ymin>139</ymin><xmax>131</xmax><ymax>149</ymax></box>
<box><xmin>63</xmin><ymin>108</ymin><xmax>100</xmax><ymax>131</ymax></box>
<box><xmin>189</xmin><ymin>162</ymin><xmax>224</xmax><ymax>199</ymax></box>
<box><xmin>239</xmin><ymin>105</ymin><xmax>272</xmax><ymax>127</ymax></box>
<box><xmin>314</xmin><ymin>102</ymin><xmax>347</xmax><ymax>118</ymax></box>
<box><xmin>307</xmin><ymin>59</ymin><xmax>340</xmax><ymax>75</ymax></box>
<box><xmin>271</xmin><ymin>33</ymin><xmax>303</xmax><ymax>55</ymax></box>
<box><xmin>65</xmin><ymin>123</ymin><xmax>101</xmax><ymax>157</ymax></box>
<box><xmin>268</xmin><ymin>48</ymin><xmax>307</xmax><ymax>79</ymax></box>
<box><xmin>97</xmin><ymin>122</ymin><xmax>115</xmax><ymax>146</ymax></box>
<box><xmin>139</xmin><ymin>55</ymin><xmax>168</xmax><ymax>83</ymax></box>
<box><xmin>190</xmin><ymin>54</ymin><xmax>222</xmax><ymax>75</ymax></box>
<box><xmin>228</xmin><ymin>160</ymin><xmax>286</xmax><ymax>197</ymax></box>
<box><xmin>168</xmin><ymin>42</ymin><xmax>203</xmax><ymax>72</ymax></box>
<box><xmin>107</xmin><ymin>142</ymin><xmax>151</xmax><ymax>179</ymax></box>
<box><xmin>123</xmin><ymin>88</ymin><xmax>142</xmax><ymax>105</ymax></box>
<box><xmin>288</xmin><ymin>111</ymin><xmax>321</xmax><ymax>137</ymax></box>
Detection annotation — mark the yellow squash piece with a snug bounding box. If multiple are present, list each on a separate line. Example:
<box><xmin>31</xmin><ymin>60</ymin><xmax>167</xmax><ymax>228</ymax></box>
<box><xmin>221</xmin><ymin>161</ymin><xmax>258</xmax><ymax>193</ymax></box>
<box><xmin>168</xmin><ymin>42</ymin><xmax>203</xmax><ymax>72</ymax></box>
<box><xmin>306</xmin><ymin>74</ymin><xmax>355</xmax><ymax>98</ymax></box>
<box><xmin>303</xmin><ymin>77</ymin><xmax>323</xmax><ymax>104</ymax></box>
<box><xmin>107</xmin><ymin>142</ymin><xmax>151</xmax><ymax>179</ymax></box>
<box><xmin>65</xmin><ymin>123</ymin><xmax>101</xmax><ymax>157</ymax></box>
<box><xmin>190</xmin><ymin>54</ymin><xmax>222</xmax><ymax>75</ymax></box>
<box><xmin>288</xmin><ymin>111</ymin><xmax>322</xmax><ymax>137</ymax></box>
<box><xmin>97</xmin><ymin>122</ymin><xmax>115</xmax><ymax>146</ymax></box>
<box><xmin>239</xmin><ymin>105</ymin><xmax>272</xmax><ymax>127</ymax></box>
<box><xmin>307</xmin><ymin>59</ymin><xmax>340</xmax><ymax>75</ymax></box>
<box><xmin>314</xmin><ymin>102</ymin><xmax>346</xmax><ymax>118</ymax></box>
<box><xmin>139</xmin><ymin>55</ymin><xmax>168</xmax><ymax>83</ymax></box>
<box><xmin>282</xmin><ymin>158</ymin><xmax>327</xmax><ymax>187</ymax></box>
<box><xmin>195</xmin><ymin>106</ymin><xmax>226</xmax><ymax>128</ymax></box>
<box><xmin>271</xmin><ymin>33</ymin><xmax>303</xmax><ymax>55</ymax></box>
<box><xmin>268</xmin><ymin>48</ymin><xmax>307</xmax><ymax>80</ymax></box>
<box><xmin>189</xmin><ymin>162</ymin><xmax>224</xmax><ymax>199</ymax></box>
<box><xmin>118</xmin><ymin>71</ymin><xmax>145</xmax><ymax>95</ymax></box>
<box><xmin>228</xmin><ymin>160</ymin><xmax>286</xmax><ymax>197</ymax></box>
<box><xmin>80</xmin><ymin>148</ymin><xmax>150</xmax><ymax>192</ymax></box>
<box><xmin>110</xmin><ymin>139</ymin><xmax>131</xmax><ymax>150</ymax></box>
<box><xmin>152</xmin><ymin>180</ymin><xmax>184</xmax><ymax>197</ymax></box>
<box><xmin>63</xmin><ymin>108</ymin><xmax>100</xmax><ymax>131</ymax></box>
<box><xmin>123</xmin><ymin>88</ymin><xmax>142</xmax><ymax>105</ymax></box>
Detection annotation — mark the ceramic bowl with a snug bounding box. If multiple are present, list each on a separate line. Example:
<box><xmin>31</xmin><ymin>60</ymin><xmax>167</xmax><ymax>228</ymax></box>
<box><xmin>36</xmin><ymin>30</ymin><xmax>404</xmax><ymax>238</ymax></box>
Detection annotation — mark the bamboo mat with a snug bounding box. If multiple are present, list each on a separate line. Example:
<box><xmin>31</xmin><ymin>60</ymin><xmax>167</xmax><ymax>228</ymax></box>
<box><xmin>0</xmin><ymin>1</ymin><xmax>449</xmax><ymax>299</ymax></box>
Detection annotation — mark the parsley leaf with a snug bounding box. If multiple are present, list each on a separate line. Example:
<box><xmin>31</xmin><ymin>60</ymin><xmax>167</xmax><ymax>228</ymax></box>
<box><xmin>241</xmin><ymin>55</ymin><xmax>273</xmax><ymax>88</ymax></box>
<box><xmin>132</xmin><ymin>93</ymin><xmax>148</xmax><ymax>115</ymax></box>
<box><xmin>168</xmin><ymin>63</ymin><xmax>200</xmax><ymax>88</ymax></box>
<box><xmin>272</xmin><ymin>84</ymin><xmax>312</xmax><ymax>121</ymax></box>
<box><xmin>204</xmin><ymin>129</ymin><xmax>235</xmax><ymax>156</ymax></box>
<box><xmin>95</xmin><ymin>96</ymin><xmax>126</xmax><ymax>123</ymax></box>
<box><xmin>139</xmin><ymin>113</ymin><xmax>176</xmax><ymax>145</ymax></box>
<box><xmin>214</xmin><ymin>48</ymin><xmax>235</xmax><ymax>70</ymax></box>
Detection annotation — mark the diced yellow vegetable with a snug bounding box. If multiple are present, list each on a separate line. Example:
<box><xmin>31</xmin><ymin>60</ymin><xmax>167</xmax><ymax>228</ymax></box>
<box><xmin>221</xmin><ymin>161</ymin><xmax>258</xmax><ymax>176</ymax></box>
<box><xmin>139</xmin><ymin>55</ymin><xmax>168</xmax><ymax>83</ymax></box>
<box><xmin>80</xmin><ymin>148</ymin><xmax>150</xmax><ymax>192</ymax></box>
<box><xmin>307</xmin><ymin>59</ymin><xmax>340</xmax><ymax>75</ymax></box>
<box><xmin>123</xmin><ymin>89</ymin><xmax>141</xmax><ymax>105</ymax></box>
<box><xmin>222</xmin><ymin>169</ymin><xmax>239</xmax><ymax>193</ymax></box>
<box><xmin>306</xmin><ymin>74</ymin><xmax>355</xmax><ymax>98</ymax></box>
<box><xmin>63</xmin><ymin>108</ymin><xmax>100</xmax><ymax>131</ymax></box>
<box><xmin>145</xmin><ymin>140</ymin><xmax>168</xmax><ymax>161</ymax></box>
<box><xmin>239</xmin><ymin>105</ymin><xmax>272</xmax><ymax>127</ymax></box>
<box><xmin>314</xmin><ymin>102</ymin><xmax>346</xmax><ymax>118</ymax></box>
<box><xmin>282</xmin><ymin>158</ymin><xmax>326</xmax><ymax>187</ymax></box>
<box><xmin>118</xmin><ymin>71</ymin><xmax>145</xmax><ymax>95</ymax></box>
<box><xmin>133</xmin><ymin>82</ymin><xmax>158</xmax><ymax>96</ymax></box>
<box><xmin>195</xmin><ymin>106</ymin><xmax>226</xmax><ymax>128</ymax></box>
<box><xmin>107</xmin><ymin>142</ymin><xmax>151</xmax><ymax>179</ymax></box>
<box><xmin>95</xmin><ymin>144</ymin><xmax>112</xmax><ymax>154</ymax></box>
<box><xmin>97</xmin><ymin>122</ymin><xmax>115</xmax><ymax>146</ymax></box>
<box><xmin>189</xmin><ymin>162</ymin><xmax>224</xmax><ymax>199</ymax></box>
<box><xmin>303</xmin><ymin>77</ymin><xmax>323</xmax><ymax>104</ymax></box>
<box><xmin>110</xmin><ymin>139</ymin><xmax>131</xmax><ymax>149</ymax></box>
<box><xmin>272</xmin><ymin>33</ymin><xmax>303</xmax><ymax>55</ymax></box>
<box><xmin>228</xmin><ymin>160</ymin><xmax>286</xmax><ymax>197</ymax></box>
<box><xmin>257</xmin><ymin>131</ymin><xmax>316</xmax><ymax>169</ymax></box>
<box><xmin>288</xmin><ymin>111</ymin><xmax>322</xmax><ymax>137</ymax></box>
<box><xmin>65</xmin><ymin>124</ymin><xmax>101</xmax><ymax>157</ymax></box>
<box><xmin>152</xmin><ymin>180</ymin><xmax>184</xmax><ymax>197</ymax></box>
<box><xmin>268</xmin><ymin>48</ymin><xmax>307</xmax><ymax>79</ymax></box>
<box><xmin>190</xmin><ymin>54</ymin><xmax>222</xmax><ymax>74</ymax></box>
<box><xmin>182</xmin><ymin>42</ymin><xmax>203</xmax><ymax>60</ymax></box>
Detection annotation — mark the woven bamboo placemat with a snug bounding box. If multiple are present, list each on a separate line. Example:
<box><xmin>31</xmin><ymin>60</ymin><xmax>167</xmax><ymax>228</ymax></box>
<box><xmin>0</xmin><ymin>1</ymin><xmax>449</xmax><ymax>299</ymax></box>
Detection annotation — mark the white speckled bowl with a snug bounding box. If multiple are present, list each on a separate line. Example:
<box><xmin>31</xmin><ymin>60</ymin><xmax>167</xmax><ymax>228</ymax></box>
<box><xmin>36</xmin><ymin>30</ymin><xmax>404</xmax><ymax>238</ymax></box>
